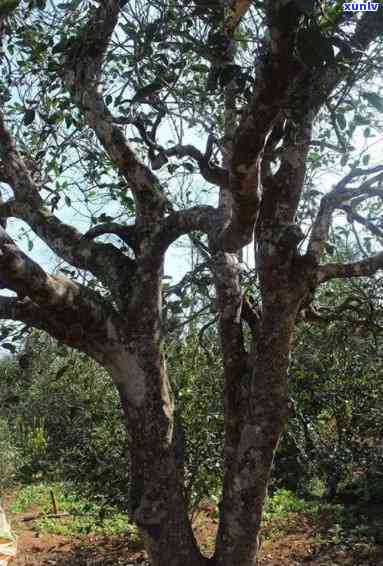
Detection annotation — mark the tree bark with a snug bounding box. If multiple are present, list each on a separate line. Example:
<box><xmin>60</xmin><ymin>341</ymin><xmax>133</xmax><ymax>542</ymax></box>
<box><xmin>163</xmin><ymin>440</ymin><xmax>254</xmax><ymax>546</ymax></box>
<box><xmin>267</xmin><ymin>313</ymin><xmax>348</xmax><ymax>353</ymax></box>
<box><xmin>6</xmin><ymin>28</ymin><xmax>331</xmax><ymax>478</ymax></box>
<box><xmin>104</xmin><ymin>251</ymin><xmax>303</xmax><ymax>566</ymax></box>
<box><xmin>215</xmin><ymin>302</ymin><xmax>300</xmax><ymax>566</ymax></box>
<box><xmin>107</xmin><ymin>341</ymin><xmax>208</xmax><ymax>566</ymax></box>
<box><xmin>211</xmin><ymin>241</ymin><xmax>306</xmax><ymax>566</ymax></box>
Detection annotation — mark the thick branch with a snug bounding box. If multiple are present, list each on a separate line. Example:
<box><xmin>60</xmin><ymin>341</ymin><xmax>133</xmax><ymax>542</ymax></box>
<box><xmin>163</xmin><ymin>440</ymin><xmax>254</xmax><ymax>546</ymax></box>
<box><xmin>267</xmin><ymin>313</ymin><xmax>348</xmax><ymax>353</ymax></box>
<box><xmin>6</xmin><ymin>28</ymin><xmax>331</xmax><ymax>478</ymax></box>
<box><xmin>0</xmin><ymin>115</ymin><xmax>135</xmax><ymax>296</ymax></box>
<box><xmin>257</xmin><ymin>117</ymin><xmax>313</xmax><ymax>241</ymax></box>
<box><xmin>83</xmin><ymin>206</ymin><xmax>218</xmax><ymax>257</ymax></box>
<box><xmin>82</xmin><ymin>222</ymin><xmax>138</xmax><ymax>254</ymax></box>
<box><xmin>153</xmin><ymin>206</ymin><xmax>218</xmax><ymax>254</ymax></box>
<box><xmin>219</xmin><ymin>0</ymin><xmax>305</xmax><ymax>252</ymax></box>
<box><xmin>318</xmin><ymin>252</ymin><xmax>383</xmax><ymax>283</ymax></box>
<box><xmin>0</xmin><ymin>295</ymin><xmax>39</xmax><ymax>323</ymax></box>
<box><xmin>250</xmin><ymin>5</ymin><xmax>383</xmax><ymax>258</ymax></box>
<box><xmin>0</xmin><ymin>225</ymin><xmax>93</xmax><ymax>307</ymax></box>
<box><xmin>0</xmin><ymin>229</ymin><xmax>123</xmax><ymax>354</ymax></box>
<box><xmin>0</xmin><ymin>293</ymin><xmax>121</xmax><ymax>358</ymax></box>
<box><xmin>307</xmin><ymin>166</ymin><xmax>383</xmax><ymax>262</ymax></box>
<box><xmin>64</xmin><ymin>0</ymin><xmax>168</xmax><ymax>223</ymax></box>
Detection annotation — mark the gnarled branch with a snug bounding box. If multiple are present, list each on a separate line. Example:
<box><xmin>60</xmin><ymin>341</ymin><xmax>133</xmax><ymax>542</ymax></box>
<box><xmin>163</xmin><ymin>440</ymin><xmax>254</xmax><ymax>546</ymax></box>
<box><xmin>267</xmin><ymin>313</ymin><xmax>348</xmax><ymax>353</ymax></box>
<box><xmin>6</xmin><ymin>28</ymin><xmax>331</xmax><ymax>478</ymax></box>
<box><xmin>0</xmin><ymin>228</ymin><xmax>123</xmax><ymax>354</ymax></box>
<box><xmin>164</xmin><ymin>143</ymin><xmax>229</xmax><ymax>188</ymax></box>
<box><xmin>153</xmin><ymin>206</ymin><xmax>218</xmax><ymax>254</ymax></box>
<box><xmin>64</xmin><ymin>0</ymin><xmax>169</xmax><ymax>223</ymax></box>
<box><xmin>318</xmin><ymin>251</ymin><xmax>383</xmax><ymax>283</ymax></box>
<box><xmin>82</xmin><ymin>222</ymin><xmax>138</xmax><ymax>254</ymax></box>
<box><xmin>307</xmin><ymin>166</ymin><xmax>383</xmax><ymax>262</ymax></box>
<box><xmin>0</xmin><ymin>115</ymin><xmax>135</xmax><ymax>297</ymax></box>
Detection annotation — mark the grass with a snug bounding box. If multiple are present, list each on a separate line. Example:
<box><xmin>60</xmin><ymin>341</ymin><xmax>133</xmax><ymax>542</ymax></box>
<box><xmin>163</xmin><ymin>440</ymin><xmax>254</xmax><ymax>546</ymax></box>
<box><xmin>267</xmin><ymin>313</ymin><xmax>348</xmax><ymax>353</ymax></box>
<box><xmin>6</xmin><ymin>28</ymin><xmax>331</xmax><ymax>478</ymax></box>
<box><xmin>10</xmin><ymin>483</ymin><xmax>383</xmax><ymax>558</ymax></box>
<box><xmin>10</xmin><ymin>482</ymin><xmax>138</xmax><ymax>538</ymax></box>
<box><xmin>261</xmin><ymin>487</ymin><xmax>383</xmax><ymax>552</ymax></box>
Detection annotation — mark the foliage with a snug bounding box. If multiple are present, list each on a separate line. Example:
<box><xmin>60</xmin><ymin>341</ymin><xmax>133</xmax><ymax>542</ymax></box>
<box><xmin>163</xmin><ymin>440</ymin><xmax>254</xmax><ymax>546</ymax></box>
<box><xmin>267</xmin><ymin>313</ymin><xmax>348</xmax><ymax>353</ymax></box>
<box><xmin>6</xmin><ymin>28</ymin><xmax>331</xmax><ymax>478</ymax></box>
<box><xmin>263</xmin><ymin>489</ymin><xmax>319</xmax><ymax>521</ymax></box>
<box><xmin>11</xmin><ymin>482</ymin><xmax>137</xmax><ymax>537</ymax></box>
<box><xmin>274</xmin><ymin>275</ymin><xmax>383</xmax><ymax>501</ymax></box>
<box><xmin>167</xmin><ymin>328</ymin><xmax>224</xmax><ymax>511</ymax></box>
<box><xmin>4</xmin><ymin>285</ymin><xmax>383</xmax><ymax>510</ymax></box>
<box><xmin>0</xmin><ymin>417</ymin><xmax>19</xmax><ymax>490</ymax></box>
<box><xmin>1</xmin><ymin>329</ymin><xmax>225</xmax><ymax>511</ymax></box>
<box><xmin>1</xmin><ymin>333</ymin><xmax>130</xmax><ymax>509</ymax></box>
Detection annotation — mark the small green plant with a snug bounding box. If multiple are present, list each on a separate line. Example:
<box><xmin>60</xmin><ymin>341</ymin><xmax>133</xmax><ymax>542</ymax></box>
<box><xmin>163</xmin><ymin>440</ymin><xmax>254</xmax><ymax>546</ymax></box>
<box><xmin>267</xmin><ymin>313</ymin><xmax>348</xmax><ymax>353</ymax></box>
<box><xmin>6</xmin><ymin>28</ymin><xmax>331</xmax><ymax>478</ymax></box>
<box><xmin>11</xmin><ymin>483</ymin><xmax>137</xmax><ymax>538</ymax></box>
<box><xmin>264</xmin><ymin>489</ymin><xmax>319</xmax><ymax>521</ymax></box>
<box><xmin>15</xmin><ymin>416</ymin><xmax>49</xmax><ymax>480</ymax></box>
<box><xmin>24</xmin><ymin>418</ymin><xmax>48</xmax><ymax>455</ymax></box>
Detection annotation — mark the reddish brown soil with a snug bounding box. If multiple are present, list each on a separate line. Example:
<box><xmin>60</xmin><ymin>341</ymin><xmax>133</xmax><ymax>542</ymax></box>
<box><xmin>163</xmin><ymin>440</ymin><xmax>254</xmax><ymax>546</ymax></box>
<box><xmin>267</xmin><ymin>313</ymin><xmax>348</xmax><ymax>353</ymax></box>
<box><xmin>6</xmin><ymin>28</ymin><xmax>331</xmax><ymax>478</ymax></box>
<box><xmin>260</xmin><ymin>512</ymin><xmax>383</xmax><ymax>565</ymax></box>
<box><xmin>4</xmin><ymin>495</ymin><xmax>383</xmax><ymax>565</ymax></box>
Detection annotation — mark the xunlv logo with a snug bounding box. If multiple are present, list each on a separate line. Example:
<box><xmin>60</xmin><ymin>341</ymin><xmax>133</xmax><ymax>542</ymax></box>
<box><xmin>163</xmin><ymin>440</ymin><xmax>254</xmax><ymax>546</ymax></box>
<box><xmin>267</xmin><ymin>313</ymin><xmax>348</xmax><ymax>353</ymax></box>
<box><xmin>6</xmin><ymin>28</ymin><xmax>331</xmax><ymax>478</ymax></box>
<box><xmin>343</xmin><ymin>2</ymin><xmax>380</xmax><ymax>10</ymax></box>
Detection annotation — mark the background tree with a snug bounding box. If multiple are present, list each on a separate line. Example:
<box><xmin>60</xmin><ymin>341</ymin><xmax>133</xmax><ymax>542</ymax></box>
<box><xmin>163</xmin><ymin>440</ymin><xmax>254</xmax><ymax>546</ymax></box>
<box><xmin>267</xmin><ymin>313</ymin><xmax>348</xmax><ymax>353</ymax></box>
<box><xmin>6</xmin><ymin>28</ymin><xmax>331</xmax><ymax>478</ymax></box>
<box><xmin>0</xmin><ymin>1</ymin><xmax>383</xmax><ymax>565</ymax></box>
<box><xmin>275</xmin><ymin>272</ymin><xmax>383</xmax><ymax>500</ymax></box>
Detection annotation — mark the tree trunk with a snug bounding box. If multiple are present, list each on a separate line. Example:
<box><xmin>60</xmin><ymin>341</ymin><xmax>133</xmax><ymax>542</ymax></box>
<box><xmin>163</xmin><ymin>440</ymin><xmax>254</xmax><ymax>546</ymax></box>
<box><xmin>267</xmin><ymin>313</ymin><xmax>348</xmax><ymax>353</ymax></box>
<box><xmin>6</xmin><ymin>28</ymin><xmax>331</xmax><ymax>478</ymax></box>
<box><xmin>215</xmin><ymin>302</ymin><xmax>299</xmax><ymax>566</ymax></box>
<box><xmin>107</xmin><ymin>340</ymin><xmax>208</xmax><ymax>566</ymax></box>
<box><xmin>211</xmin><ymin>247</ymin><xmax>305</xmax><ymax>566</ymax></box>
<box><xmin>99</xmin><ymin>246</ymin><xmax>305</xmax><ymax>566</ymax></box>
<box><xmin>216</xmin><ymin>305</ymin><xmax>295</xmax><ymax>566</ymax></box>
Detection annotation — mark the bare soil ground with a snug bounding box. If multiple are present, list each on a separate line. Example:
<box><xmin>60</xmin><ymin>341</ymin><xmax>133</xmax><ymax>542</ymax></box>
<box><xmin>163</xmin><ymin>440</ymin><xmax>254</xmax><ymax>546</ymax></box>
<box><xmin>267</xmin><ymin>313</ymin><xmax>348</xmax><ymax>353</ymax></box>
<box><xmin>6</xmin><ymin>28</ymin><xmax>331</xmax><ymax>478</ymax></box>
<box><xmin>4</xmin><ymin>493</ymin><xmax>383</xmax><ymax>565</ymax></box>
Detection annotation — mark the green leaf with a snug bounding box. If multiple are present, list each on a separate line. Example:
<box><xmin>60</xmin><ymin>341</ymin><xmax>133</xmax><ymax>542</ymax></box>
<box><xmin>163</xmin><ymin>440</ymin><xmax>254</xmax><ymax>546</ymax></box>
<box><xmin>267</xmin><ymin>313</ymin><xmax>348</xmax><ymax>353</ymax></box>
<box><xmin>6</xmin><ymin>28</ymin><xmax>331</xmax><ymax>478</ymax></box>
<box><xmin>1</xmin><ymin>342</ymin><xmax>16</xmax><ymax>353</ymax></box>
<box><xmin>47</xmin><ymin>112</ymin><xmax>62</xmax><ymax>125</ymax></box>
<box><xmin>336</xmin><ymin>113</ymin><xmax>347</xmax><ymax>131</ymax></box>
<box><xmin>0</xmin><ymin>0</ymin><xmax>20</xmax><ymax>16</ymax></box>
<box><xmin>64</xmin><ymin>196</ymin><xmax>71</xmax><ymax>207</ymax></box>
<box><xmin>24</xmin><ymin>109</ymin><xmax>35</xmax><ymax>125</ymax></box>
<box><xmin>362</xmin><ymin>92</ymin><xmax>383</xmax><ymax>112</ymax></box>
<box><xmin>55</xmin><ymin>365</ymin><xmax>69</xmax><ymax>379</ymax></box>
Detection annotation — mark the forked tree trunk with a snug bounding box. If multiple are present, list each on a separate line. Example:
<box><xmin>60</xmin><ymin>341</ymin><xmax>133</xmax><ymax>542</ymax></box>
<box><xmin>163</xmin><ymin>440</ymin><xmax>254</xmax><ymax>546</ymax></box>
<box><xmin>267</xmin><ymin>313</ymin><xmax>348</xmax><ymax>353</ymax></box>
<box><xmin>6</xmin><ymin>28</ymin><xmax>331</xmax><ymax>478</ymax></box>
<box><xmin>108</xmin><ymin>329</ymin><xmax>298</xmax><ymax>566</ymax></box>
<box><xmin>100</xmin><ymin>248</ymin><xmax>305</xmax><ymax>566</ymax></box>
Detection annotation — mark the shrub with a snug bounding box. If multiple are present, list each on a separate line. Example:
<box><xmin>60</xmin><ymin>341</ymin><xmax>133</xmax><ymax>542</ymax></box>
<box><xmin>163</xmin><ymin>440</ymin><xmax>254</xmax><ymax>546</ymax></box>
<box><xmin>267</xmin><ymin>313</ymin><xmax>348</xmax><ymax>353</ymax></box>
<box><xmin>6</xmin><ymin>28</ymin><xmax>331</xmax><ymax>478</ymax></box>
<box><xmin>0</xmin><ymin>418</ymin><xmax>19</xmax><ymax>489</ymax></box>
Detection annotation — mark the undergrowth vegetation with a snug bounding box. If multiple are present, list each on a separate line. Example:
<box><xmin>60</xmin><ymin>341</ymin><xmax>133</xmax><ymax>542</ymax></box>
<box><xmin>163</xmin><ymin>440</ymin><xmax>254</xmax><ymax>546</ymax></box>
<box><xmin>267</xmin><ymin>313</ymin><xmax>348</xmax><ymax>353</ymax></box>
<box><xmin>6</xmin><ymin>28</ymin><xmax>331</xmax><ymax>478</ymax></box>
<box><xmin>10</xmin><ymin>482</ymin><xmax>137</xmax><ymax>538</ymax></box>
<box><xmin>1</xmin><ymin>277</ymin><xmax>383</xmax><ymax>554</ymax></box>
